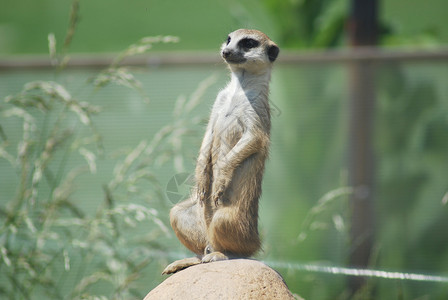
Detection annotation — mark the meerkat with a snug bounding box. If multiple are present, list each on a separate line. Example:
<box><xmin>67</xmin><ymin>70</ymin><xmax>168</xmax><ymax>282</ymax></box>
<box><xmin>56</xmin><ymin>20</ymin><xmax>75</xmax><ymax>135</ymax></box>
<box><xmin>162</xmin><ymin>29</ymin><xmax>279</xmax><ymax>275</ymax></box>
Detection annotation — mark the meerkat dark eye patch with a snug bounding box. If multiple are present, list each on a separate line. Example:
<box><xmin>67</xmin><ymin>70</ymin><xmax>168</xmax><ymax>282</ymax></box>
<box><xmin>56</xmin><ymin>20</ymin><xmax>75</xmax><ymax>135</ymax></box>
<box><xmin>226</xmin><ymin>36</ymin><xmax>231</xmax><ymax>45</ymax></box>
<box><xmin>239</xmin><ymin>38</ymin><xmax>259</xmax><ymax>49</ymax></box>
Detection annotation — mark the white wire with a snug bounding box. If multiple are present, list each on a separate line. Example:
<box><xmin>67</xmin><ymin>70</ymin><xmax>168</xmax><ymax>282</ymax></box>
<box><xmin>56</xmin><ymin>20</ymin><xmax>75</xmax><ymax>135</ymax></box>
<box><xmin>264</xmin><ymin>260</ymin><xmax>448</xmax><ymax>283</ymax></box>
<box><xmin>159</xmin><ymin>251</ymin><xmax>448</xmax><ymax>283</ymax></box>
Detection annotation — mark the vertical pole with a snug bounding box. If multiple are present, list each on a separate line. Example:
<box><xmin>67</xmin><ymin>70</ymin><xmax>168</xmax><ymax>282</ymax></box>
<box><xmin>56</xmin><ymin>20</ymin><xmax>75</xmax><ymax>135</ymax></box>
<box><xmin>347</xmin><ymin>0</ymin><xmax>378</xmax><ymax>294</ymax></box>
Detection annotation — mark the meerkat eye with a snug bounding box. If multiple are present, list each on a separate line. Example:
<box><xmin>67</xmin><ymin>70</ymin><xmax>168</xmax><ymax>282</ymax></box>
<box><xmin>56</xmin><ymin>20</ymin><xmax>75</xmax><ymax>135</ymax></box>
<box><xmin>239</xmin><ymin>38</ymin><xmax>259</xmax><ymax>49</ymax></box>
<box><xmin>226</xmin><ymin>36</ymin><xmax>231</xmax><ymax>45</ymax></box>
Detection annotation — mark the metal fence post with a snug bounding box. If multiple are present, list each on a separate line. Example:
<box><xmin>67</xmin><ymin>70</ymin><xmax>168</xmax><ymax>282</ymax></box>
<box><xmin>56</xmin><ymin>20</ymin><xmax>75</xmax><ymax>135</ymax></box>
<box><xmin>347</xmin><ymin>0</ymin><xmax>378</xmax><ymax>294</ymax></box>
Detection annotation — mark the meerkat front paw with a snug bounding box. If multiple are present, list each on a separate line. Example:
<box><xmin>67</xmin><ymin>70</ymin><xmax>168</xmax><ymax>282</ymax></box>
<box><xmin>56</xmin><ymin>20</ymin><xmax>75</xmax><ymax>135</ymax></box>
<box><xmin>196</xmin><ymin>185</ymin><xmax>208</xmax><ymax>203</ymax></box>
<box><xmin>212</xmin><ymin>191</ymin><xmax>223</xmax><ymax>206</ymax></box>
<box><xmin>211</xmin><ymin>178</ymin><xmax>229</xmax><ymax>205</ymax></box>
<box><xmin>195</xmin><ymin>173</ymin><xmax>210</xmax><ymax>203</ymax></box>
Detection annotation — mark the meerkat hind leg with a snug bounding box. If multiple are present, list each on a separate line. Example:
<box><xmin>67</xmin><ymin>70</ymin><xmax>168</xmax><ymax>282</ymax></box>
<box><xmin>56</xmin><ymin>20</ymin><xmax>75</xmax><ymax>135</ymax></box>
<box><xmin>170</xmin><ymin>198</ymin><xmax>208</xmax><ymax>255</ymax></box>
<box><xmin>202</xmin><ymin>251</ymin><xmax>229</xmax><ymax>263</ymax></box>
<box><xmin>161</xmin><ymin>256</ymin><xmax>202</xmax><ymax>275</ymax></box>
<box><xmin>201</xmin><ymin>245</ymin><xmax>229</xmax><ymax>263</ymax></box>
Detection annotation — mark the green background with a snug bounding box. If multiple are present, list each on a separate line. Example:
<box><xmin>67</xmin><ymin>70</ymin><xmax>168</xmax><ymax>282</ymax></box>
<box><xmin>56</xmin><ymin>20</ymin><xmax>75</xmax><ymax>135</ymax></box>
<box><xmin>1</xmin><ymin>0</ymin><xmax>448</xmax><ymax>299</ymax></box>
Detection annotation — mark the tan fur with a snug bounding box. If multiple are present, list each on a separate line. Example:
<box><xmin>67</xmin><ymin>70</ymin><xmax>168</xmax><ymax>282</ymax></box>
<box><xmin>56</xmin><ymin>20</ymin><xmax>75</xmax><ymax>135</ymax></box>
<box><xmin>162</xmin><ymin>29</ymin><xmax>279</xmax><ymax>275</ymax></box>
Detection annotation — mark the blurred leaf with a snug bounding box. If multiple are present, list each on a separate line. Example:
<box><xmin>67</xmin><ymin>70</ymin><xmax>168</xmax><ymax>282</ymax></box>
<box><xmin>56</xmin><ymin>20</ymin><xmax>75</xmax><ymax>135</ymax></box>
<box><xmin>48</xmin><ymin>33</ymin><xmax>57</xmax><ymax>65</ymax></box>
<box><xmin>111</xmin><ymin>35</ymin><xmax>180</xmax><ymax>67</ymax></box>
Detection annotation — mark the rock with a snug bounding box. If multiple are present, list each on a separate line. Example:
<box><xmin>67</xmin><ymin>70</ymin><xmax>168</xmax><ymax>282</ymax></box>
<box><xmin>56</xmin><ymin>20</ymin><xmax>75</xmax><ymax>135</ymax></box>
<box><xmin>144</xmin><ymin>259</ymin><xmax>298</xmax><ymax>300</ymax></box>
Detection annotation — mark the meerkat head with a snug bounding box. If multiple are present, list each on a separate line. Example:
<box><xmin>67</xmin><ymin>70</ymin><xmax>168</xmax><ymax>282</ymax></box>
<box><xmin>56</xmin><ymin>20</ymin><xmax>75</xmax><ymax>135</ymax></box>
<box><xmin>221</xmin><ymin>29</ymin><xmax>279</xmax><ymax>73</ymax></box>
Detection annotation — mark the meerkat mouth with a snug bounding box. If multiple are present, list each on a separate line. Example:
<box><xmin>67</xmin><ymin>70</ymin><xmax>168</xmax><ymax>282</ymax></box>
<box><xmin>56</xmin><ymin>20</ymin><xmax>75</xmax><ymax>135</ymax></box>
<box><xmin>224</xmin><ymin>57</ymin><xmax>247</xmax><ymax>64</ymax></box>
<box><xmin>225</xmin><ymin>58</ymin><xmax>247</xmax><ymax>65</ymax></box>
<box><xmin>222</xmin><ymin>50</ymin><xmax>247</xmax><ymax>64</ymax></box>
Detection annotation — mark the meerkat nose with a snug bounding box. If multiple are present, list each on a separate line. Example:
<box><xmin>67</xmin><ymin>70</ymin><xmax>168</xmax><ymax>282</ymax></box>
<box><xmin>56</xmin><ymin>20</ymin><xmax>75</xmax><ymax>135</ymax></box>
<box><xmin>222</xmin><ymin>49</ymin><xmax>231</xmax><ymax>58</ymax></box>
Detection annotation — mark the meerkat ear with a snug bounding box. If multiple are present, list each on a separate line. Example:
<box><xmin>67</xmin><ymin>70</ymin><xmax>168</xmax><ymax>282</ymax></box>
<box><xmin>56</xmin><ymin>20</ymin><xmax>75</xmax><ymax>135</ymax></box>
<box><xmin>267</xmin><ymin>44</ymin><xmax>279</xmax><ymax>62</ymax></box>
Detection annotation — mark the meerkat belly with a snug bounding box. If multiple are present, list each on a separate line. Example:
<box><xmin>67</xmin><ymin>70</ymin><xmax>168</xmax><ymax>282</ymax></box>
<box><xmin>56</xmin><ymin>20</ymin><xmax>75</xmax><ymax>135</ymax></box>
<box><xmin>211</xmin><ymin>118</ymin><xmax>243</xmax><ymax>164</ymax></box>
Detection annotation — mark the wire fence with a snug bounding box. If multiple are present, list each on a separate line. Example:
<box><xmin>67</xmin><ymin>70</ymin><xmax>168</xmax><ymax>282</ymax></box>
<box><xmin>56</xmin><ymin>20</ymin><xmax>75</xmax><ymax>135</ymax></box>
<box><xmin>1</xmin><ymin>47</ymin><xmax>448</xmax><ymax>70</ymax></box>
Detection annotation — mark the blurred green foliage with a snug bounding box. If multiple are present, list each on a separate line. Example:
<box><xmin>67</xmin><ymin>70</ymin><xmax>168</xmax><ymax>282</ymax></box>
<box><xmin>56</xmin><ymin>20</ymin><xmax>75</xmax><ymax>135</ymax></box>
<box><xmin>0</xmin><ymin>21</ymin><xmax>217</xmax><ymax>297</ymax></box>
<box><xmin>1</xmin><ymin>0</ymin><xmax>448</xmax><ymax>54</ymax></box>
<box><xmin>262</xmin><ymin>0</ymin><xmax>347</xmax><ymax>48</ymax></box>
<box><xmin>0</xmin><ymin>0</ymin><xmax>276</xmax><ymax>54</ymax></box>
<box><xmin>261</xmin><ymin>0</ymin><xmax>446</xmax><ymax>48</ymax></box>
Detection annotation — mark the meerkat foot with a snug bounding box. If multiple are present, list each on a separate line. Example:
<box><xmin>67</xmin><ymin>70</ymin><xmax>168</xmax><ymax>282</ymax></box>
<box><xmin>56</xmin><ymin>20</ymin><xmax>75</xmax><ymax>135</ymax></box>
<box><xmin>202</xmin><ymin>251</ymin><xmax>229</xmax><ymax>263</ymax></box>
<box><xmin>161</xmin><ymin>256</ymin><xmax>201</xmax><ymax>275</ymax></box>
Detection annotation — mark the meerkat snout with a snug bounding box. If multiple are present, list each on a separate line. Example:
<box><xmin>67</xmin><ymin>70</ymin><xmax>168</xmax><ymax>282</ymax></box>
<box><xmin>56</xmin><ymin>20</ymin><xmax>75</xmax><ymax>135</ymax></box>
<box><xmin>221</xmin><ymin>48</ymin><xmax>232</xmax><ymax>59</ymax></box>
<box><xmin>221</xmin><ymin>48</ymin><xmax>246</xmax><ymax>64</ymax></box>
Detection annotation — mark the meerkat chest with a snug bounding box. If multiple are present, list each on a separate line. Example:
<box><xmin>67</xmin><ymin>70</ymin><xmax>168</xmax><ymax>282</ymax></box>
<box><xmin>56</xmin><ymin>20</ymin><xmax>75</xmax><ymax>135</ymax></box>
<box><xmin>216</xmin><ymin>89</ymin><xmax>253</xmax><ymax>127</ymax></box>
